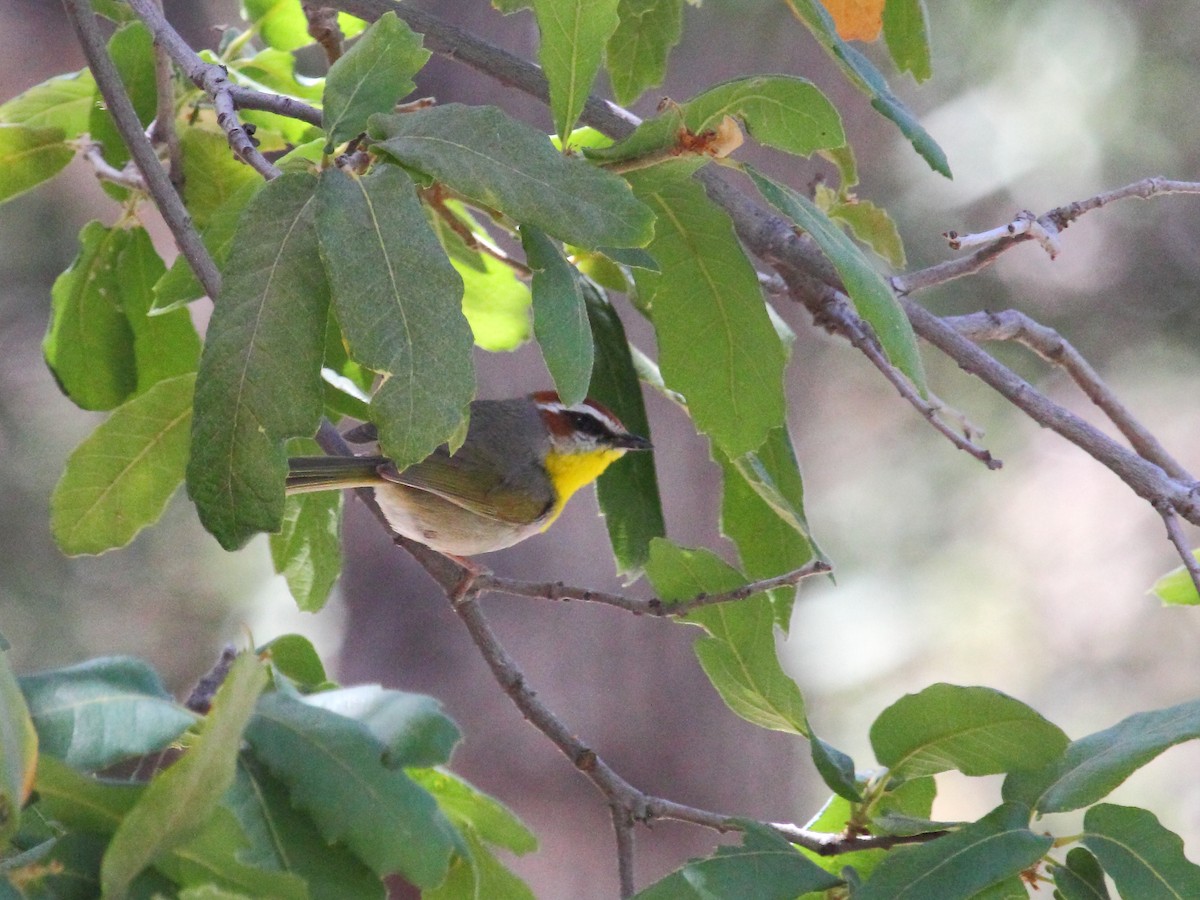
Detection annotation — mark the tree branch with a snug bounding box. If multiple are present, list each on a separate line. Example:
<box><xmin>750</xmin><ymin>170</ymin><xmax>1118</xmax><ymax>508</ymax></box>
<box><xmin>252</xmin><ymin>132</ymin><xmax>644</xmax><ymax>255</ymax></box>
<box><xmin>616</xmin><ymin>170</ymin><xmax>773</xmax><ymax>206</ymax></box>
<box><xmin>125</xmin><ymin>0</ymin><xmax>288</xmax><ymax>180</ymax></box>
<box><xmin>894</xmin><ymin>178</ymin><xmax>1200</xmax><ymax>295</ymax></box>
<box><xmin>902</xmin><ymin>298</ymin><xmax>1200</xmax><ymax>524</ymax></box>
<box><xmin>610</xmin><ymin>803</ymin><xmax>636</xmax><ymax>899</ymax></box>
<box><xmin>62</xmin><ymin>0</ymin><xmax>221</xmax><ymax>298</ymax></box>
<box><xmin>943</xmin><ymin>308</ymin><xmax>1190</xmax><ymax>481</ymax></box>
<box><xmin>474</xmin><ymin>560</ymin><xmax>830</xmax><ymax>616</ymax></box>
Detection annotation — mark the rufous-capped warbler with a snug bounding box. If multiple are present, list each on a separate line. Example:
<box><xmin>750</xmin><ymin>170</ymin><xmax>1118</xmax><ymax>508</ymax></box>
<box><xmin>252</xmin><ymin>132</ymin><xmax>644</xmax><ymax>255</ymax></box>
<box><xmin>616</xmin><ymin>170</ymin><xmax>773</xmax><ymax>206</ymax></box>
<box><xmin>286</xmin><ymin>391</ymin><xmax>651</xmax><ymax>555</ymax></box>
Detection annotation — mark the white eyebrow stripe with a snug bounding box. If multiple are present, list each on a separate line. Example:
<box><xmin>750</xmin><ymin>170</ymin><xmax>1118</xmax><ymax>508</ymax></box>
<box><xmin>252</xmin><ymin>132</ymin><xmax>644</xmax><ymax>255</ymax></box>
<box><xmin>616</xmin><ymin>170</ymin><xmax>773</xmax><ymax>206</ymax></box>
<box><xmin>535</xmin><ymin>399</ymin><xmax>627</xmax><ymax>436</ymax></box>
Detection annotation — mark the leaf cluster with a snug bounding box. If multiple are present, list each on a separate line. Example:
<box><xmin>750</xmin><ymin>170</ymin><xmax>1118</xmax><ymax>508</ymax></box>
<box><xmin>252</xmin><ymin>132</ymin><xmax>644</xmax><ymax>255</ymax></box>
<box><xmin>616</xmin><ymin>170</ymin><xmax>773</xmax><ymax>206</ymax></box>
<box><xmin>0</xmin><ymin>641</ymin><xmax>536</xmax><ymax>897</ymax></box>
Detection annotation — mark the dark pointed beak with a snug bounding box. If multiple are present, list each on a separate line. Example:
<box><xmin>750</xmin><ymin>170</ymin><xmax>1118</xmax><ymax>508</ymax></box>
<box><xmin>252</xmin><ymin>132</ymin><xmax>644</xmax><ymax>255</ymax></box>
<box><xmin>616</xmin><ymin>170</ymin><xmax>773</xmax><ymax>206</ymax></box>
<box><xmin>616</xmin><ymin>433</ymin><xmax>652</xmax><ymax>451</ymax></box>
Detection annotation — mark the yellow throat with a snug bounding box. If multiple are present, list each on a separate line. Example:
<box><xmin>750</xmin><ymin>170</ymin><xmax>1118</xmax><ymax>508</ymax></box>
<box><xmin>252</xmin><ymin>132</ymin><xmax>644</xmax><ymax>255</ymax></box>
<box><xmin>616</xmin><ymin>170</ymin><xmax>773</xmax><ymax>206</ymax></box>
<box><xmin>540</xmin><ymin>447</ymin><xmax>627</xmax><ymax>530</ymax></box>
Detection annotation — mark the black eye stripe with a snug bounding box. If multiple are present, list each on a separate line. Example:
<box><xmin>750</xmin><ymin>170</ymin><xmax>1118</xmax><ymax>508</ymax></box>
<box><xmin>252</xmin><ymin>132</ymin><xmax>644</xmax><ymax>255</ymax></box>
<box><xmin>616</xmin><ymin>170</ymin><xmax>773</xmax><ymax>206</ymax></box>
<box><xmin>568</xmin><ymin>411</ymin><xmax>611</xmax><ymax>436</ymax></box>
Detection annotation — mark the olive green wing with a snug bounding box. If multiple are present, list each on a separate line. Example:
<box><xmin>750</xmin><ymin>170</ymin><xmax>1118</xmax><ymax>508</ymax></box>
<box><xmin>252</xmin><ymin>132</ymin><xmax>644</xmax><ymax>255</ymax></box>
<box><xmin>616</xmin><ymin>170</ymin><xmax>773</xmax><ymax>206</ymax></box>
<box><xmin>381</xmin><ymin>445</ymin><xmax>553</xmax><ymax>526</ymax></box>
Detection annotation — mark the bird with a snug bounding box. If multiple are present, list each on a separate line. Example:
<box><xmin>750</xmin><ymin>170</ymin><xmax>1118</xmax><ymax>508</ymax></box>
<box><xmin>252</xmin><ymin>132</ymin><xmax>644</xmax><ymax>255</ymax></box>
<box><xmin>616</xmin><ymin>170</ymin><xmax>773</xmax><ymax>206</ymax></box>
<box><xmin>285</xmin><ymin>391</ymin><xmax>652</xmax><ymax>556</ymax></box>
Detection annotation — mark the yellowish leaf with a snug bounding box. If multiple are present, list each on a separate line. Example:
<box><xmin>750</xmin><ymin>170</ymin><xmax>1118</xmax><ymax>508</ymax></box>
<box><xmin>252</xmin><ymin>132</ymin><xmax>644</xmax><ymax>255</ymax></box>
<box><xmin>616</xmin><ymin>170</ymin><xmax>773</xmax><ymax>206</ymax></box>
<box><xmin>823</xmin><ymin>0</ymin><xmax>884</xmax><ymax>42</ymax></box>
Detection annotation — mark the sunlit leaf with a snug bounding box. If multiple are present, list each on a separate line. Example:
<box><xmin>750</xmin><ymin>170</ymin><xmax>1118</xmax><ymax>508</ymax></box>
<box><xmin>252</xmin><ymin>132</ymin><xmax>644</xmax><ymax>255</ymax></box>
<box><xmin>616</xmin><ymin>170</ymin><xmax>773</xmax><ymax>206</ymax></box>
<box><xmin>52</xmin><ymin>374</ymin><xmax>194</xmax><ymax>556</ymax></box>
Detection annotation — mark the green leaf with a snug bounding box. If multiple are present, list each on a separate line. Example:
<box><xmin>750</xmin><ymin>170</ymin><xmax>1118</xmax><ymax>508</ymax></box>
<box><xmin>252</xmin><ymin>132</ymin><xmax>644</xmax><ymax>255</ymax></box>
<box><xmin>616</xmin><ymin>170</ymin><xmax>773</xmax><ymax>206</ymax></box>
<box><xmin>88</xmin><ymin>21</ymin><xmax>156</xmax><ymax>174</ymax></box>
<box><xmin>1082</xmin><ymin>804</ymin><xmax>1200</xmax><ymax>899</ymax></box>
<box><xmin>522</xmin><ymin>225</ymin><xmax>592</xmax><ymax>406</ymax></box>
<box><xmin>30</xmin><ymin>832</ymin><xmax>108</xmax><ymax>900</ymax></box>
<box><xmin>118</xmin><ymin>227</ymin><xmax>202</xmax><ymax>392</ymax></box>
<box><xmin>275</xmin><ymin>498</ymin><xmax>342</xmax><ymax>610</ymax></box>
<box><xmin>51</xmin><ymin>374</ymin><xmax>193</xmax><ymax>555</ymax></box>
<box><xmin>257</xmin><ymin>634</ymin><xmax>328</xmax><ymax>690</ymax></box>
<box><xmin>820</xmin><ymin>189</ymin><xmax>907</xmax><ymax>269</ymax></box>
<box><xmin>36</xmin><ymin>753</ymin><xmax>141</xmax><ymax>831</ymax></box>
<box><xmin>747</xmin><ymin>167</ymin><xmax>927</xmax><ymax>394</ymax></box>
<box><xmin>532</xmin><ymin>0</ymin><xmax>620</xmax><ymax>142</ymax></box>
<box><xmin>0</xmin><ymin>649</ymin><xmax>36</xmax><ymax>843</ymax></box>
<box><xmin>607</xmin><ymin>0</ymin><xmax>684</xmax><ymax>106</ymax></box>
<box><xmin>36</xmin><ymin>757</ymin><xmax>304</xmax><ymax>898</ymax></box>
<box><xmin>233</xmin><ymin>47</ymin><xmax>324</xmax><ymax>103</ymax></box>
<box><xmin>153</xmin><ymin>805</ymin><xmax>308</xmax><ymax>900</ymax></box>
<box><xmin>322</xmin><ymin>12</ymin><xmax>430</xmax><ymax>152</ymax></box>
<box><xmin>271</xmin><ymin>491</ymin><xmax>342</xmax><ymax>613</ymax></box>
<box><xmin>242</xmin><ymin>0</ymin><xmax>312</xmax><ymax>51</ymax></box>
<box><xmin>315</xmin><ymin>165</ymin><xmax>474</xmax><ymax>470</ymax></box>
<box><xmin>682</xmin><ymin>75</ymin><xmax>844</xmax><ymax>156</ymax></box>
<box><xmin>871</xmin><ymin>683</ymin><xmax>1068</xmax><ymax>780</ymax></box>
<box><xmin>646</xmin><ymin>540</ymin><xmax>808</xmax><ymax>734</ymax></box>
<box><xmin>627</xmin><ymin>161</ymin><xmax>787</xmax><ymax>456</ymax></box>
<box><xmin>19</xmin><ymin>656</ymin><xmax>196</xmax><ymax>771</ymax></box>
<box><xmin>634</xmin><ymin>822</ymin><xmax>841</xmax><ymax>899</ymax></box>
<box><xmin>882</xmin><ymin>0</ymin><xmax>932</xmax><ymax>82</ymax></box>
<box><xmin>369</xmin><ymin>104</ymin><xmax>655</xmax><ymax>249</ymax></box>
<box><xmin>301</xmin><ymin>685</ymin><xmax>461</xmax><ymax>769</ymax></box>
<box><xmin>810</xmin><ymin>735</ymin><xmax>860</xmax><ymax>802</ymax></box>
<box><xmin>784</xmin><ymin>0</ymin><xmax>948</xmax><ymax>176</ymax></box>
<box><xmin>410</xmin><ymin>768</ymin><xmax>537</xmax><ymax>856</ymax></box>
<box><xmin>43</xmin><ymin>222</ymin><xmax>138</xmax><ymax>411</ymax></box>
<box><xmin>245</xmin><ymin>692</ymin><xmax>455</xmax><ymax>887</ymax></box>
<box><xmin>584</xmin><ymin>285</ymin><xmax>665</xmax><ymax>575</ymax></box>
<box><xmin>1149</xmin><ymin>550</ymin><xmax>1200</xmax><ymax>605</ymax></box>
<box><xmin>424</xmin><ymin>828</ymin><xmax>535</xmax><ymax>900</ymax></box>
<box><xmin>718</xmin><ymin>427</ymin><xmax>819</xmax><ymax>631</ymax></box>
<box><xmin>1050</xmin><ymin>847</ymin><xmax>1112</xmax><ymax>900</ymax></box>
<box><xmin>178</xmin><ymin>128</ymin><xmax>262</xmax><ymax>230</ymax></box>
<box><xmin>796</xmin><ymin>778</ymin><xmax>935</xmax><ymax>884</ymax></box>
<box><xmin>0</xmin><ymin>69</ymin><xmax>94</xmax><ymax>136</ymax></box>
<box><xmin>187</xmin><ymin>172</ymin><xmax>329</xmax><ymax>550</ymax></box>
<box><xmin>101</xmin><ymin>653</ymin><xmax>267</xmax><ymax>897</ymax></box>
<box><xmin>228</xmin><ymin>754</ymin><xmax>383</xmax><ymax>900</ymax></box>
<box><xmin>1003</xmin><ymin>696</ymin><xmax>1200</xmax><ymax>814</ymax></box>
<box><xmin>152</xmin><ymin>179</ymin><xmax>261</xmax><ymax>313</ymax></box>
<box><xmin>857</xmin><ymin>803</ymin><xmax>1048</xmax><ymax>899</ymax></box>
<box><xmin>589</xmin><ymin>75</ymin><xmax>844</xmax><ymax>163</ymax></box>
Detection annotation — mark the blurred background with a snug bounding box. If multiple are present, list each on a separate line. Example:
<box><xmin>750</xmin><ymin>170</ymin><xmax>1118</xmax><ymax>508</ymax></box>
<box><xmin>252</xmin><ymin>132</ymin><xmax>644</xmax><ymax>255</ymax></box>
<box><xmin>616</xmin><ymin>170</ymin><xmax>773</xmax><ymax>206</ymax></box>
<box><xmin>3</xmin><ymin>0</ymin><xmax>1200</xmax><ymax>895</ymax></box>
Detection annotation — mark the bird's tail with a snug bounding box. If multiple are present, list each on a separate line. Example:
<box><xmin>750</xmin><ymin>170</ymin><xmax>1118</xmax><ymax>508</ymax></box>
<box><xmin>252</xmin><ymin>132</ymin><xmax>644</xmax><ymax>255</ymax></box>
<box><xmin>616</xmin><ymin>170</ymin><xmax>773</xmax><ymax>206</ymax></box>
<box><xmin>285</xmin><ymin>456</ymin><xmax>391</xmax><ymax>494</ymax></box>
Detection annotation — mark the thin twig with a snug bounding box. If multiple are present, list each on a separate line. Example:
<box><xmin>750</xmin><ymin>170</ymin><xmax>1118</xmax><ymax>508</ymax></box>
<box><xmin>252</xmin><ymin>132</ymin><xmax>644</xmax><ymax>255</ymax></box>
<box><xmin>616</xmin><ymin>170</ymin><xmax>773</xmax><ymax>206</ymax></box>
<box><xmin>944</xmin><ymin>309</ymin><xmax>1191</xmax><ymax>480</ymax></box>
<box><xmin>147</xmin><ymin>0</ymin><xmax>183</xmax><ymax>188</ymax></box>
<box><xmin>611</xmin><ymin>804</ymin><xmax>636</xmax><ymax>899</ymax></box>
<box><xmin>82</xmin><ymin>141</ymin><xmax>147</xmax><ymax>191</ymax></box>
<box><xmin>126</xmin><ymin>0</ymin><xmax>282</xmax><ymax>180</ymax></box>
<box><xmin>1156</xmin><ymin>502</ymin><xmax>1200</xmax><ymax>601</ymax></box>
<box><xmin>773</xmin><ymin>263</ymin><xmax>1001</xmax><ymax>468</ymax></box>
<box><xmin>901</xmin><ymin>298</ymin><xmax>1200</xmax><ymax>525</ymax></box>
<box><xmin>895</xmin><ymin>178</ymin><xmax>1200</xmax><ymax>295</ymax></box>
<box><xmin>475</xmin><ymin>560</ymin><xmax>830</xmax><ymax>617</ymax></box>
<box><xmin>62</xmin><ymin>0</ymin><xmax>221</xmax><ymax>298</ymax></box>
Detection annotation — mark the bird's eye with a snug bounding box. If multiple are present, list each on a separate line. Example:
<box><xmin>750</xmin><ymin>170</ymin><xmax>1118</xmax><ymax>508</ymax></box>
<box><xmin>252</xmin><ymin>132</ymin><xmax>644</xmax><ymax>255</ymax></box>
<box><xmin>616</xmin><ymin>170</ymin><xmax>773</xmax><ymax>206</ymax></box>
<box><xmin>568</xmin><ymin>411</ymin><xmax>609</xmax><ymax>438</ymax></box>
